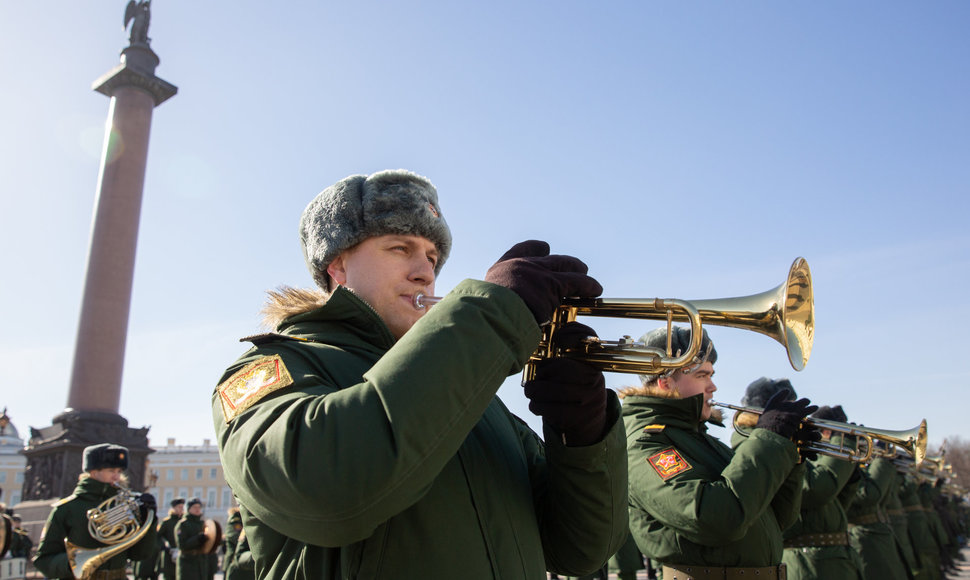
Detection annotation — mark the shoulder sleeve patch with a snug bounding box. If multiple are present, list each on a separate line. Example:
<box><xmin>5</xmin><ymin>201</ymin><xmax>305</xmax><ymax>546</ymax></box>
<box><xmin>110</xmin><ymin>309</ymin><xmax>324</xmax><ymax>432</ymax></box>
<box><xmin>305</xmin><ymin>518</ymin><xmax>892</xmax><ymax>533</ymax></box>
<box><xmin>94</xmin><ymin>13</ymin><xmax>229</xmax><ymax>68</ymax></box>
<box><xmin>643</xmin><ymin>424</ymin><xmax>666</xmax><ymax>433</ymax></box>
<box><xmin>218</xmin><ymin>354</ymin><xmax>294</xmax><ymax>423</ymax></box>
<box><xmin>648</xmin><ymin>448</ymin><xmax>693</xmax><ymax>480</ymax></box>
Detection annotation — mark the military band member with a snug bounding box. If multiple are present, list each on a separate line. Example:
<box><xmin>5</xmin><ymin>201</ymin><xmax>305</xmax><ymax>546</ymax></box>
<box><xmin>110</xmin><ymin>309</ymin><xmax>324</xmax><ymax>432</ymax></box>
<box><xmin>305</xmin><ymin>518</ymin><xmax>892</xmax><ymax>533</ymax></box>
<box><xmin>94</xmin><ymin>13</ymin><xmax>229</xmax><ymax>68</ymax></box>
<box><xmin>211</xmin><ymin>170</ymin><xmax>627</xmax><ymax>578</ymax></box>
<box><xmin>782</xmin><ymin>405</ymin><xmax>864</xmax><ymax>580</ymax></box>
<box><xmin>8</xmin><ymin>514</ymin><xmax>33</xmax><ymax>559</ymax></box>
<box><xmin>623</xmin><ymin>328</ymin><xmax>818</xmax><ymax>580</ymax></box>
<box><xmin>33</xmin><ymin>443</ymin><xmax>158</xmax><ymax>580</ymax></box>
<box><xmin>175</xmin><ymin>497</ymin><xmax>207</xmax><ymax>580</ymax></box>
<box><xmin>846</xmin><ymin>456</ymin><xmax>910</xmax><ymax>580</ymax></box>
<box><xmin>159</xmin><ymin>498</ymin><xmax>185</xmax><ymax>580</ymax></box>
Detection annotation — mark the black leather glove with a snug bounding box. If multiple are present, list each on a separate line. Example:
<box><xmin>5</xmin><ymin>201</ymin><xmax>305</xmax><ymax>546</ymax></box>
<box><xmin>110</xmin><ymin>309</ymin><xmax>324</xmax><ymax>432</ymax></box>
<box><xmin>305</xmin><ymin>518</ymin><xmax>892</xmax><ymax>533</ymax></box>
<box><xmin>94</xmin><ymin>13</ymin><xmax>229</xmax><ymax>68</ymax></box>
<box><xmin>756</xmin><ymin>388</ymin><xmax>818</xmax><ymax>439</ymax></box>
<box><xmin>484</xmin><ymin>240</ymin><xmax>603</xmax><ymax>324</ymax></box>
<box><xmin>138</xmin><ymin>492</ymin><xmax>157</xmax><ymax>522</ymax></box>
<box><xmin>794</xmin><ymin>423</ymin><xmax>822</xmax><ymax>461</ymax></box>
<box><xmin>523</xmin><ymin>323</ymin><xmax>607</xmax><ymax>446</ymax></box>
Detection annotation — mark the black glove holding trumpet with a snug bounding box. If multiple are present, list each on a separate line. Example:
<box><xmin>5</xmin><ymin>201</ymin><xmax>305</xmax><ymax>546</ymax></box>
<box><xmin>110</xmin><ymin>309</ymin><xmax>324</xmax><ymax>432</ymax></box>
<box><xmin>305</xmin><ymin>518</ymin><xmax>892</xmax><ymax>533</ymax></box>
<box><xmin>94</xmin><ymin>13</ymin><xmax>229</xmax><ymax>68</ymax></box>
<box><xmin>756</xmin><ymin>389</ymin><xmax>822</xmax><ymax>460</ymax></box>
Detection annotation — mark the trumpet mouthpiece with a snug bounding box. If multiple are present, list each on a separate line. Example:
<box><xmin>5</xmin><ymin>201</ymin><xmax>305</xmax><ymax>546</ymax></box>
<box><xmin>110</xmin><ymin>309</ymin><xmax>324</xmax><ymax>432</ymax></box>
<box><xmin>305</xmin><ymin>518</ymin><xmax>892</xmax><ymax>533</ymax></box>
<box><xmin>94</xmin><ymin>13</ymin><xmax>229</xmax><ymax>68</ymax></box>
<box><xmin>413</xmin><ymin>293</ymin><xmax>443</xmax><ymax>310</ymax></box>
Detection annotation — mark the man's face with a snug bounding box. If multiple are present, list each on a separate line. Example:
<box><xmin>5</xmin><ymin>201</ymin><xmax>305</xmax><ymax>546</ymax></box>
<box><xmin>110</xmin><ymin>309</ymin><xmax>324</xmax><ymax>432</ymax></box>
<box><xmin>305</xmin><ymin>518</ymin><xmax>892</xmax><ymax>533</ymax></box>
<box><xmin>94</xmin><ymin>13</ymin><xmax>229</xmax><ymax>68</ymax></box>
<box><xmin>173</xmin><ymin>504</ymin><xmax>184</xmax><ymax>516</ymax></box>
<box><xmin>189</xmin><ymin>503</ymin><xmax>203</xmax><ymax>516</ymax></box>
<box><xmin>327</xmin><ymin>234</ymin><xmax>438</xmax><ymax>339</ymax></box>
<box><xmin>89</xmin><ymin>467</ymin><xmax>123</xmax><ymax>485</ymax></box>
<box><xmin>660</xmin><ymin>361</ymin><xmax>717</xmax><ymax>421</ymax></box>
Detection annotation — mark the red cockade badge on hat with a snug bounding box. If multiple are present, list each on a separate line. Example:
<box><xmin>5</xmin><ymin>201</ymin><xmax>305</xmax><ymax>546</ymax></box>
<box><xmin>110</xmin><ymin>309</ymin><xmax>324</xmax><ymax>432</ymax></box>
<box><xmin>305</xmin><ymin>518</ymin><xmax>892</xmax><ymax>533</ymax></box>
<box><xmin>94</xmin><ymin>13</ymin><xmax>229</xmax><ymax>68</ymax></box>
<box><xmin>427</xmin><ymin>202</ymin><xmax>439</xmax><ymax>218</ymax></box>
<box><xmin>648</xmin><ymin>448</ymin><xmax>693</xmax><ymax>480</ymax></box>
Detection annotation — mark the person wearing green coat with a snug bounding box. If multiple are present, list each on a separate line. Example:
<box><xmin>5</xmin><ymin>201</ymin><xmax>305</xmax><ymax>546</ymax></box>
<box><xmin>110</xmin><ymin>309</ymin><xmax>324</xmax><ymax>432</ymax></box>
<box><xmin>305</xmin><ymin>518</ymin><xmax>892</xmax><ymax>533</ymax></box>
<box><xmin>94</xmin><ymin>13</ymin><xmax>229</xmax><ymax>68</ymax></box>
<box><xmin>900</xmin><ymin>473</ymin><xmax>941</xmax><ymax>579</ymax></box>
<box><xmin>158</xmin><ymin>498</ymin><xmax>185</xmax><ymax>580</ymax></box>
<box><xmin>175</xmin><ymin>498</ymin><xmax>207</xmax><ymax>580</ymax></box>
<box><xmin>33</xmin><ymin>444</ymin><xmax>159</xmax><ymax>580</ymax></box>
<box><xmin>846</xmin><ymin>457</ymin><xmax>911</xmax><ymax>580</ymax></box>
<box><xmin>782</xmin><ymin>405</ymin><xmax>864</xmax><ymax>580</ymax></box>
<box><xmin>623</xmin><ymin>330</ymin><xmax>817</xmax><ymax>580</ymax></box>
<box><xmin>211</xmin><ymin>170</ymin><xmax>628</xmax><ymax>579</ymax></box>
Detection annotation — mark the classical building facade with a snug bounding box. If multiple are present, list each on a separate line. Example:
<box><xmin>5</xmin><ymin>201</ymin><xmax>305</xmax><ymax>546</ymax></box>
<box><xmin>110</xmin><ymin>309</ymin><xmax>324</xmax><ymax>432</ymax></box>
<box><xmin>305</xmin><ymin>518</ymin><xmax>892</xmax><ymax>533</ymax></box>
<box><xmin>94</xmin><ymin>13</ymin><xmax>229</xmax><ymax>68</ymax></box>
<box><xmin>0</xmin><ymin>409</ymin><xmax>26</xmax><ymax>509</ymax></box>
<box><xmin>145</xmin><ymin>438</ymin><xmax>237</xmax><ymax>529</ymax></box>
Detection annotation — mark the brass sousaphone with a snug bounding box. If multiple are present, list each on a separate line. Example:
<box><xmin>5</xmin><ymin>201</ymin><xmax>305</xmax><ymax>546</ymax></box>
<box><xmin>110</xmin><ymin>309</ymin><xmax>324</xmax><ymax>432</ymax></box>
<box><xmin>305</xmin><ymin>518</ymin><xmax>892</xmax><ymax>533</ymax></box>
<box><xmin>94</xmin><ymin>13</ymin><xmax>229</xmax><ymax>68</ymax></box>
<box><xmin>524</xmin><ymin>257</ymin><xmax>814</xmax><ymax>378</ymax></box>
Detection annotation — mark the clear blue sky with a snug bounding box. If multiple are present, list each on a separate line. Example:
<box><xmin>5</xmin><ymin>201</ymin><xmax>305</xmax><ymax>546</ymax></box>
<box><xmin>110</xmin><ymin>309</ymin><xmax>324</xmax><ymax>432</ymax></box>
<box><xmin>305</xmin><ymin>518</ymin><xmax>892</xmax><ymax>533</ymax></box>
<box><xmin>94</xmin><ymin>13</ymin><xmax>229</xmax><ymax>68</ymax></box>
<box><xmin>1</xmin><ymin>2</ymin><xmax>967</xmax><ymax>453</ymax></box>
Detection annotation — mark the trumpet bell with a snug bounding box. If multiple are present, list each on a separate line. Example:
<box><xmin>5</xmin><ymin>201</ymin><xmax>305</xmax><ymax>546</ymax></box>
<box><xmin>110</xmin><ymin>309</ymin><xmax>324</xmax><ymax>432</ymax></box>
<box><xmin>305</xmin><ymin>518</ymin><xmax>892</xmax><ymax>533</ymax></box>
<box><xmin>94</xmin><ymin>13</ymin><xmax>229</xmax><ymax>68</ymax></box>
<box><xmin>529</xmin><ymin>258</ymin><xmax>814</xmax><ymax>376</ymax></box>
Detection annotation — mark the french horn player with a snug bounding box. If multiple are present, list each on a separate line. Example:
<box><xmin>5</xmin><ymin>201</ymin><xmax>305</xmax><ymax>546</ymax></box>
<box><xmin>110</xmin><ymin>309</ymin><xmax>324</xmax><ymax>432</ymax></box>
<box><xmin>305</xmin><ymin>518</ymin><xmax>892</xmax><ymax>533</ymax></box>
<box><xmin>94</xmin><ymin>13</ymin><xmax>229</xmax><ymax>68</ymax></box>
<box><xmin>33</xmin><ymin>443</ymin><xmax>159</xmax><ymax>580</ymax></box>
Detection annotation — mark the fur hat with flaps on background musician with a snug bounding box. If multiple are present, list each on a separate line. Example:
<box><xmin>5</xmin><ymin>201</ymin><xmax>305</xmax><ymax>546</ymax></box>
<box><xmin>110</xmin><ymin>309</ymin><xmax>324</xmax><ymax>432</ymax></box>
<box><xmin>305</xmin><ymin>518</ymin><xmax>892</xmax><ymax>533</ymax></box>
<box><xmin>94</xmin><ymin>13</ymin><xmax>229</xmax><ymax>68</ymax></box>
<box><xmin>82</xmin><ymin>443</ymin><xmax>129</xmax><ymax>472</ymax></box>
<box><xmin>741</xmin><ymin>377</ymin><xmax>797</xmax><ymax>409</ymax></box>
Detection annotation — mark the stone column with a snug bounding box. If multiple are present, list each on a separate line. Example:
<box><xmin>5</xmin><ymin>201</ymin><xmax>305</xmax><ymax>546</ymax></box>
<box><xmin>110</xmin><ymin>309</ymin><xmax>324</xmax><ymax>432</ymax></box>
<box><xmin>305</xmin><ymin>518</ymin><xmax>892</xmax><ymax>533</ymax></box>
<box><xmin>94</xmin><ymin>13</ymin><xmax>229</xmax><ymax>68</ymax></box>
<box><xmin>21</xmin><ymin>30</ymin><xmax>176</xmax><ymax>503</ymax></box>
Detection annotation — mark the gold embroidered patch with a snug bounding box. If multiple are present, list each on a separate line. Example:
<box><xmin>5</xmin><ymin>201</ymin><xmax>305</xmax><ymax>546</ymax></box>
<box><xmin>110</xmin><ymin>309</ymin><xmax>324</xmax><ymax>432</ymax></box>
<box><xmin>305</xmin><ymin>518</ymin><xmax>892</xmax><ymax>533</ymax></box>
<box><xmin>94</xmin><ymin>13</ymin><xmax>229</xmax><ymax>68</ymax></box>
<box><xmin>648</xmin><ymin>448</ymin><xmax>693</xmax><ymax>480</ymax></box>
<box><xmin>642</xmin><ymin>424</ymin><xmax>666</xmax><ymax>433</ymax></box>
<box><xmin>218</xmin><ymin>355</ymin><xmax>293</xmax><ymax>423</ymax></box>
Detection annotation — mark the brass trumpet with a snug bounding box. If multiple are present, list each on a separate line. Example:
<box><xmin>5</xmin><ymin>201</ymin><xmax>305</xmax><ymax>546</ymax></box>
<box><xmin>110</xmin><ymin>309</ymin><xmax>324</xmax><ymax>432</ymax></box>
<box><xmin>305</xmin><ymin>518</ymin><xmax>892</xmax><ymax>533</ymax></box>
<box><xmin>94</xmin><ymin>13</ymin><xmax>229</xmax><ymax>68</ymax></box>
<box><xmin>65</xmin><ymin>486</ymin><xmax>155</xmax><ymax>579</ymax></box>
<box><xmin>713</xmin><ymin>401</ymin><xmax>927</xmax><ymax>465</ymax></box>
<box><xmin>522</xmin><ymin>257</ymin><xmax>814</xmax><ymax>380</ymax></box>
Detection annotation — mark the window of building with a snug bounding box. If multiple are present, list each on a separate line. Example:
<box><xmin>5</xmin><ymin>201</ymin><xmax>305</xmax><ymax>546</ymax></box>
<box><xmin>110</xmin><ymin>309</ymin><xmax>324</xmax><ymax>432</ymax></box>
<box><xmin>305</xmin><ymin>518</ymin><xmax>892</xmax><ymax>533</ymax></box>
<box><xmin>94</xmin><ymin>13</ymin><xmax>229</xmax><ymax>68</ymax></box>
<box><xmin>210</xmin><ymin>467</ymin><xmax>218</xmax><ymax>479</ymax></box>
<box><xmin>222</xmin><ymin>487</ymin><xmax>232</xmax><ymax>508</ymax></box>
<box><xmin>14</xmin><ymin>472</ymin><xmax>23</xmax><ymax>483</ymax></box>
<box><xmin>181</xmin><ymin>468</ymin><xmax>188</xmax><ymax>480</ymax></box>
<box><xmin>193</xmin><ymin>488</ymin><xmax>203</xmax><ymax>504</ymax></box>
<box><xmin>164</xmin><ymin>489</ymin><xmax>174</xmax><ymax>506</ymax></box>
<box><xmin>0</xmin><ymin>472</ymin><xmax>5</xmax><ymax>483</ymax></box>
<box><xmin>208</xmin><ymin>488</ymin><xmax>217</xmax><ymax>508</ymax></box>
<box><xmin>196</xmin><ymin>468</ymin><xmax>203</xmax><ymax>480</ymax></box>
<box><xmin>10</xmin><ymin>491</ymin><xmax>20</xmax><ymax>505</ymax></box>
<box><xmin>167</xmin><ymin>469</ymin><xmax>174</xmax><ymax>480</ymax></box>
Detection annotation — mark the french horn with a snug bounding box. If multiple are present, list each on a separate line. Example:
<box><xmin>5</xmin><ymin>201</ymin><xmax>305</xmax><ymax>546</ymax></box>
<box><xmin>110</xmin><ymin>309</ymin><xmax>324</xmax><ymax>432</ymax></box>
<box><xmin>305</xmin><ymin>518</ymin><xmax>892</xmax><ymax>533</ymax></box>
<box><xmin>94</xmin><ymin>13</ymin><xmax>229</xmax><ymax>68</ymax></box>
<box><xmin>65</xmin><ymin>486</ymin><xmax>154</xmax><ymax>580</ymax></box>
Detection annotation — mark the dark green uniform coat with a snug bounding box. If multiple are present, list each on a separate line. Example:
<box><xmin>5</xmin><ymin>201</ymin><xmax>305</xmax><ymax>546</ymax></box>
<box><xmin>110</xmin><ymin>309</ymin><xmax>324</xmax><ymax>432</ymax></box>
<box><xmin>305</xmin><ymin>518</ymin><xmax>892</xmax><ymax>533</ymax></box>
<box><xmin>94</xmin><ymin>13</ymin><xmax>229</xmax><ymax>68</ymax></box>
<box><xmin>623</xmin><ymin>390</ymin><xmax>805</xmax><ymax>567</ymax></box>
<box><xmin>212</xmin><ymin>281</ymin><xmax>628</xmax><ymax>579</ymax></box>
<box><xmin>158</xmin><ymin>512</ymin><xmax>180</xmax><ymax>580</ymax></box>
<box><xmin>175</xmin><ymin>513</ymin><xmax>207</xmax><ymax>580</ymax></box>
<box><xmin>33</xmin><ymin>477</ymin><xmax>159</xmax><ymax>579</ymax></box>
<box><xmin>846</xmin><ymin>458</ymin><xmax>910</xmax><ymax>580</ymax></box>
<box><xmin>782</xmin><ymin>446</ymin><xmax>863</xmax><ymax>580</ymax></box>
<box><xmin>900</xmin><ymin>475</ymin><xmax>941</xmax><ymax>580</ymax></box>
<box><xmin>883</xmin><ymin>471</ymin><xmax>921</xmax><ymax>578</ymax></box>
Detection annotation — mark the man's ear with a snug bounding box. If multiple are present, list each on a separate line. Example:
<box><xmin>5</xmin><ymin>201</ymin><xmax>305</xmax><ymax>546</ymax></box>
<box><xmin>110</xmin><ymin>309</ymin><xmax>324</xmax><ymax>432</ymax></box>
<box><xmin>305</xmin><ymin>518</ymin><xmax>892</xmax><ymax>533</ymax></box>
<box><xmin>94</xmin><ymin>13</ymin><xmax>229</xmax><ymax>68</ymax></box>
<box><xmin>656</xmin><ymin>375</ymin><xmax>671</xmax><ymax>391</ymax></box>
<box><xmin>327</xmin><ymin>255</ymin><xmax>347</xmax><ymax>286</ymax></box>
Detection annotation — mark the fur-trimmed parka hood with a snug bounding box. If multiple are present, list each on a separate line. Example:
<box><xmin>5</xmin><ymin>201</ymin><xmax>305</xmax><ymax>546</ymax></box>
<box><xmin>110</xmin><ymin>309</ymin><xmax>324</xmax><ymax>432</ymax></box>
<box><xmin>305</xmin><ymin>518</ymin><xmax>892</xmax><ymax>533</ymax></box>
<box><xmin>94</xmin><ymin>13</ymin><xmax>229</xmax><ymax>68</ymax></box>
<box><xmin>261</xmin><ymin>286</ymin><xmax>330</xmax><ymax>329</ymax></box>
<box><xmin>618</xmin><ymin>384</ymin><xmax>724</xmax><ymax>427</ymax></box>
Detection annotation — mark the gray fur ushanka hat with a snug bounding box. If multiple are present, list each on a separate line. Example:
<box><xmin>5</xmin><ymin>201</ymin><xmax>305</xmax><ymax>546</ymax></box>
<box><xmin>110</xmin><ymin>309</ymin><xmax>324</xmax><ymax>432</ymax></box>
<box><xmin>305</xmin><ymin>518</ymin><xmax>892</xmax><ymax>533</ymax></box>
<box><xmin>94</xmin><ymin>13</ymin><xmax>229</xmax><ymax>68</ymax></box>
<box><xmin>638</xmin><ymin>325</ymin><xmax>718</xmax><ymax>385</ymax></box>
<box><xmin>741</xmin><ymin>377</ymin><xmax>796</xmax><ymax>408</ymax></box>
<box><xmin>299</xmin><ymin>169</ymin><xmax>452</xmax><ymax>290</ymax></box>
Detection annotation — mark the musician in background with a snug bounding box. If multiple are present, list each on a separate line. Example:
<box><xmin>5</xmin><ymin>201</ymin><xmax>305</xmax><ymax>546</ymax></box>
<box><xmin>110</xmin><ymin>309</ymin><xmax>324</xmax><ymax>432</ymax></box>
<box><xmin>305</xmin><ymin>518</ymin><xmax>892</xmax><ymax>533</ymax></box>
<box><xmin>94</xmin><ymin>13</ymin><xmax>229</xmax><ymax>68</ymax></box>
<box><xmin>158</xmin><ymin>497</ymin><xmax>185</xmax><ymax>580</ymax></box>
<box><xmin>8</xmin><ymin>514</ymin><xmax>34</xmax><ymax>559</ymax></box>
<box><xmin>174</xmin><ymin>498</ymin><xmax>207</xmax><ymax>580</ymax></box>
<box><xmin>33</xmin><ymin>443</ymin><xmax>158</xmax><ymax>579</ymax></box>
<box><xmin>846</xmin><ymin>455</ymin><xmax>910</xmax><ymax>580</ymax></box>
<box><xmin>210</xmin><ymin>169</ymin><xmax>627</xmax><ymax>578</ymax></box>
<box><xmin>782</xmin><ymin>405</ymin><xmax>864</xmax><ymax>580</ymax></box>
<box><xmin>731</xmin><ymin>376</ymin><xmax>799</xmax><ymax>449</ymax></box>
<box><xmin>622</xmin><ymin>328</ymin><xmax>818</xmax><ymax>580</ymax></box>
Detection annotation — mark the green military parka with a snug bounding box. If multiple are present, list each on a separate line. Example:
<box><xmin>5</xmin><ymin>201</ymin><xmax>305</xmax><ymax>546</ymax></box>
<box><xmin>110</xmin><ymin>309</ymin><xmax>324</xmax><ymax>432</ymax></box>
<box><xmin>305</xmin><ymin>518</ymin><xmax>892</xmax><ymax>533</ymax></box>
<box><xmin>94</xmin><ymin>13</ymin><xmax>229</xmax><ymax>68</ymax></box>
<box><xmin>623</xmin><ymin>388</ymin><xmax>805</xmax><ymax>567</ymax></box>
<box><xmin>33</xmin><ymin>476</ymin><xmax>159</xmax><ymax>579</ymax></box>
<box><xmin>211</xmin><ymin>280</ymin><xmax>628</xmax><ymax>579</ymax></box>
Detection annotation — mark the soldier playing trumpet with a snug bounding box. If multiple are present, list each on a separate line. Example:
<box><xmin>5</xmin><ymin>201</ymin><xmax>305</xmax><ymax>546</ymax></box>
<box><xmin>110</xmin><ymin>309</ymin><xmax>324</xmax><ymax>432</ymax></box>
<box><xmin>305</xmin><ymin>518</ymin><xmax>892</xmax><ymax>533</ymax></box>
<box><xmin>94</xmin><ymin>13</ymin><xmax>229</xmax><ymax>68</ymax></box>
<box><xmin>622</xmin><ymin>327</ymin><xmax>820</xmax><ymax>580</ymax></box>
<box><xmin>33</xmin><ymin>443</ymin><xmax>159</xmax><ymax>580</ymax></box>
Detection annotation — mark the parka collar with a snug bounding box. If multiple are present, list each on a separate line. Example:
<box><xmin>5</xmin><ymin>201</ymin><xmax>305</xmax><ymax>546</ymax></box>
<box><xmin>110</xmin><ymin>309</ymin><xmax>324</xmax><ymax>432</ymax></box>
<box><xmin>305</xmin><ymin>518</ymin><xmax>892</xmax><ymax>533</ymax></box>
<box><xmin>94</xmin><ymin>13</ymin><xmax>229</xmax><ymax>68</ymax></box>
<box><xmin>280</xmin><ymin>286</ymin><xmax>396</xmax><ymax>349</ymax></box>
<box><xmin>72</xmin><ymin>476</ymin><xmax>122</xmax><ymax>501</ymax></box>
<box><xmin>621</xmin><ymin>388</ymin><xmax>724</xmax><ymax>433</ymax></box>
